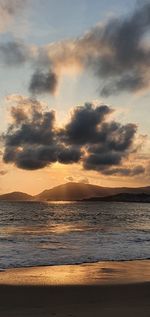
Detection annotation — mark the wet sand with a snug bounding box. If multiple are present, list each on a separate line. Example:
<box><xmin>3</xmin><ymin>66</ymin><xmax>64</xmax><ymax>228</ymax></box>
<box><xmin>0</xmin><ymin>260</ymin><xmax>150</xmax><ymax>316</ymax></box>
<box><xmin>0</xmin><ymin>260</ymin><xmax>150</xmax><ymax>285</ymax></box>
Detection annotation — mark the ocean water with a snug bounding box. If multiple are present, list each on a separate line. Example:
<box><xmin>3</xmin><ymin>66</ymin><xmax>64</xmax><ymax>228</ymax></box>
<box><xmin>0</xmin><ymin>201</ymin><xmax>150</xmax><ymax>269</ymax></box>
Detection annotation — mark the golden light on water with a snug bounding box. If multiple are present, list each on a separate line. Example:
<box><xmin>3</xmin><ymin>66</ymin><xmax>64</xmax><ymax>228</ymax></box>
<box><xmin>47</xmin><ymin>200</ymin><xmax>75</xmax><ymax>204</ymax></box>
<box><xmin>1</xmin><ymin>223</ymin><xmax>89</xmax><ymax>235</ymax></box>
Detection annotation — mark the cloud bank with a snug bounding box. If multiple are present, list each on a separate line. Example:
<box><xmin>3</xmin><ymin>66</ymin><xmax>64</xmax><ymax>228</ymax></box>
<box><xmin>2</xmin><ymin>96</ymin><xmax>143</xmax><ymax>176</ymax></box>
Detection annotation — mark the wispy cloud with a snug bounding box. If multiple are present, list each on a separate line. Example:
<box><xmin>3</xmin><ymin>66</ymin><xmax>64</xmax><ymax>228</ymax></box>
<box><xmin>0</xmin><ymin>41</ymin><xmax>33</xmax><ymax>65</ymax></box>
<box><xmin>0</xmin><ymin>0</ymin><xmax>28</xmax><ymax>33</ymax></box>
<box><xmin>0</xmin><ymin>169</ymin><xmax>7</xmax><ymax>176</ymax></box>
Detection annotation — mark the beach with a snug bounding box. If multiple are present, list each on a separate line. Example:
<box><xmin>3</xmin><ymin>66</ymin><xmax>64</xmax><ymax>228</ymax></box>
<box><xmin>0</xmin><ymin>201</ymin><xmax>150</xmax><ymax>316</ymax></box>
<box><xmin>0</xmin><ymin>260</ymin><xmax>150</xmax><ymax>316</ymax></box>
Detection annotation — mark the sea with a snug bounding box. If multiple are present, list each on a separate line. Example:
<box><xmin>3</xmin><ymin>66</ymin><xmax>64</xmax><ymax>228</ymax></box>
<box><xmin>0</xmin><ymin>201</ymin><xmax>150</xmax><ymax>270</ymax></box>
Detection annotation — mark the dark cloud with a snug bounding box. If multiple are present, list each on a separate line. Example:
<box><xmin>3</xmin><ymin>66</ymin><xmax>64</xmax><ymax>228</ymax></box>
<box><xmin>5</xmin><ymin>145</ymin><xmax>58</xmax><ymax>170</ymax></box>
<box><xmin>3</xmin><ymin>143</ymin><xmax>81</xmax><ymax>171</ymax></box>
<box><xmin>101</xmin><ymin>73</ymin><xmax>146</xmax><ymax>97</ymax></box>
<box><xmin>2</xmin><ymin>100</ymin><xmax>141</xmax><ymax>175</ymax></box>
<box><xmin>62</xmin><ymin>103</ymin><xmax>137</xmax><ymax>173</ymax></box>
<box><xmin>57</xmin><ymin>146</ymin><xmax>82</xmax><ymax>164</ymax></box>
<box><xmin>5</xmin><ymin>103</ymin><xmax>55</xmax><ymax>147</ymax></box>
<box><xmin>10</xmin><ymin>105</ymin><xmax>29</xmax><ymax>124</ymax></box>
<box><xmin>0</xmin><ymin>42</ymin><xmax>31</xmax><ymax>65</ymax></box>
<box><xmin>33</xmin><ymin>2</ymin><xmax>150</xmax><ymax>96</ymax></box>
<box><xmin>61</xmin><ymin>103</ymin><xmax>112</xmax><ymax>145</ymax></box>
<box><xmin>3</xmin><ymin>98</ymin><xmax>57</xmax><ymax>169</ymax></box>
<box><xmin>80</xmin><ymin>2</ymin><xmax>150</xmax><ymax>95</ymax></box>
<box><xmin>83</xmin><ymin>121</ymin><xmax>137</xmax><ymax>172</ymax></box>
<box><xmin>102</xmin><ymin>165</ymin><xmax>145</xmax><ymax>176</ymax></box>
<box><xmin>2</xmin><ymin>98</ymin><xmax>82</xmax><ymax>169</ymax></box>
<box><xmin>83</xmin><ymin>150</ymin><xmax>123</xmax><ymax>171</ymax></box>
<box><xmin>29</xmin><ymin>70</ymin><xmax>58</xmax><ymax>95</ymax></box>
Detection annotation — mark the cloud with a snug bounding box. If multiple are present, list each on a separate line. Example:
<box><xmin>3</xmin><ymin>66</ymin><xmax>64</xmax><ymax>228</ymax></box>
<box><xmin>1</xmin><ymin>3</ymin><xmax>150</xmax><ymax>96</ymax></box>
<box><xmin>30</xmin><ymin>2</ymin><xmax>150</xmax><ymax>96</ymax></box>
<box><xmin>5</xmin><ymin>100</ymin><xmax>55</xmax><ymax>147</ymax></box>
<box><xmin>79</xmin><ymin>177</ymin><xmax>89</xmax><ymax>184</ymax></box>
<box><xmin>65</xmin><ymin>176</ymin><xmax>89</xmax><ymax>184</ymax></box>
<box><xmin>0</xmin><ymin>41</ymin><xmax>33</xmax><ymax>66</ymax></box>
<box><xmin>2</xmin><ymin>98</ymin><xmax>143</xmax><ymax>176</ymax></box>
<box><xmin>61</xmin><ymin>103</ymin><xmax>137</xmax><ymax>173</ymax></box>
<box><xmin>0</xmin><ymin>0</ymin><xmax>28</xmax><ymax>32</ymax></box>
<box><xmin>78</xmin><ymin>1</ymin><xmax>150</xmax><ymax>96</ymax></box>
<box><xmin>2</xmin><ymin>97</ymin><xmax>82</xmax><ymax>170</ymax></box>
<box><xmin>3</xmin><ymin>97</ymin><xmax>57</xmax><ymax>169</ymax></box>
<box><xmin>0</xmin><ymin>0</ymin><xmax>27</xmax><ymax>15</ymax></box>
<box><xmin>0</xmin><ymin>169</ymin><xmax>7</xmax><ymax>176</ymax></box>
<box><xmin>5</xmin><ymin>145</ymin><xmax>58</xmax><ymax>170</ymax></box>
<box><xmin>60</xmin><ymin>103</ymin><xmax>113</xmax><ymax>145</ymax></box>
<box><xmin>29</xmin><ymin>70</ymin><xmax>58</xmax><ymax>95</ymax></box>
<box><xmin>102</xmin><ymin>165</ymin><xmax>145</xmax><ymax>176</ymax></box>
<box><xmin>57</xmin><ymin>146</ymin><xmax>82</xmax><ymax>164</ymax></box>
<box><xmin>100</xmin><ymin>73</ymin><xmax>146</xmax><ymax>97</ymax></box>
<box><xmin>65</xmin><ymin>176</ymin><xmax>75</xmax><ymax>182</ymax></box>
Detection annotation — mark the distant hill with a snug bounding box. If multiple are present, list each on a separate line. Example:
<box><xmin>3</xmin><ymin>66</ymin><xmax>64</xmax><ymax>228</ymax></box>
<box><xmin>35</xmin><ymin>182</ymin><xmax>113</xmax><ymax>201</ymax></box>
<box><xmin>1</xmin><ymin>182</ymin><xmax>150</xmax><ymax>201</ymax></box>
<box><xmin>35</xmin><ymin>182</ymin><xmax>150</xmax><ymax>201</ymax></box>
<box><xmin>0</xmin><ymin>192</ymin><xmax>33</xmax><ymax>201</ymax></box>
<box><xmin>84</xmin><ymin>193</ymin><xmax>150</xmax><ymax>203</ymax></box>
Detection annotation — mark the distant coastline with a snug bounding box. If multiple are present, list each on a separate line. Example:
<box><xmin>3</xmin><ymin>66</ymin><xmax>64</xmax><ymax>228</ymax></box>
<box><xmin>1</xmin><ymin>182</ymin><xmax>150</xmax><ymax>202</ymax></box>
<box><xmin>83</xmin><ymin>193</ymin><xmax>150</xmax><ymax>203</ymax></box>
<box><xmin>0</xmin><ymin>182</ymin><xmax>150</xmax><ymax>203</ymax></box>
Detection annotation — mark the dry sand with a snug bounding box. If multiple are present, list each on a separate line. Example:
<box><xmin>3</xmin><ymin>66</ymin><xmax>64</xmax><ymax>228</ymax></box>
<box><xmin>0</xmin><ymin>260</ymin><xmax>150</xmax><ymax>316</ymax></box>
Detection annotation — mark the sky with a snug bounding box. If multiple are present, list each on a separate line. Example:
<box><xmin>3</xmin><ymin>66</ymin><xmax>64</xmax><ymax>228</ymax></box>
<box><xmin>0</xmin><ymin>0</ymin><xmax>150</xmax><ymax>194</ymax></box>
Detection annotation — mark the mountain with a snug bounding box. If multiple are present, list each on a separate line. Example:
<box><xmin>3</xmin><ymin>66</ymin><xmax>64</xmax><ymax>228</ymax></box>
<box><xmin>1</xmin><ymin>182</ymin><xmax>150</xmax><ymax>201</ymax></box>
<box><xmin>0</xmin><ymin>192</ymin><xmax>33</xmax><ymax>201</ymax></box>
<box><xmin>84</xmin><ymin>193</ymin><xmax>150</xmax><ymax>203</ymax></box>
<box><xmin>35</xmin><ymin>182</ymin><xmax>112</xmax><ymax>201</ymax></box>
<box><xmin>35</xmin><ymin>182</ymin><xmax>150</xmax><ymax>201</ymax></box>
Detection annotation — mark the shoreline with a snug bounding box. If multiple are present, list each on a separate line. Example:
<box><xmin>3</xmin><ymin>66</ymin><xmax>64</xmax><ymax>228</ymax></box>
<box><xmin>0</xmin><ymin>259</ymin><xmax>150</xmax><ymax>286</ymax></box>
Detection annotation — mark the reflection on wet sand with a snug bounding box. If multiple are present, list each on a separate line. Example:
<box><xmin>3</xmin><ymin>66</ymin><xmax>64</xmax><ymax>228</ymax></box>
<box><xmin>0</xmin><ymin>260</ymin><xmax>150</xmax><ymax>285</ymax></box>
